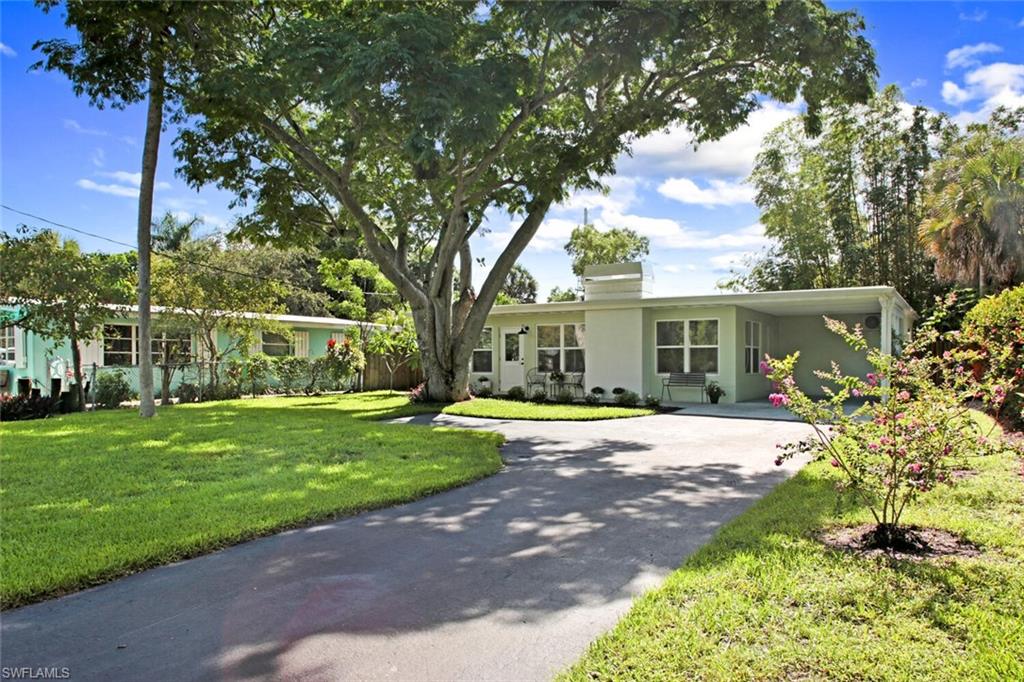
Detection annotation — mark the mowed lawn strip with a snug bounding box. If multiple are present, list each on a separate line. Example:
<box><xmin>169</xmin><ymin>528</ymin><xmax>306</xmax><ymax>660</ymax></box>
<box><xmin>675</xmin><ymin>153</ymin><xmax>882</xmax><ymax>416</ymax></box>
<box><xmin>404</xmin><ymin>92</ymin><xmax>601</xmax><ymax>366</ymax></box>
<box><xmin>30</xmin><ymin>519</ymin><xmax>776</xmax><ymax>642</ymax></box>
<box><xmin>0</xmin><ymin>392</ymin><xmax>503</xmax><ymax>608</ymax></box>
<box><xmin>443</xmin><ymin>397</ymin><xmax>654</xmax><ymax>421</ymax></box>
<box><xmin>562</xmin><ymin>413</ymin><xmax>1024</xmax><ymax>681</ymax></box>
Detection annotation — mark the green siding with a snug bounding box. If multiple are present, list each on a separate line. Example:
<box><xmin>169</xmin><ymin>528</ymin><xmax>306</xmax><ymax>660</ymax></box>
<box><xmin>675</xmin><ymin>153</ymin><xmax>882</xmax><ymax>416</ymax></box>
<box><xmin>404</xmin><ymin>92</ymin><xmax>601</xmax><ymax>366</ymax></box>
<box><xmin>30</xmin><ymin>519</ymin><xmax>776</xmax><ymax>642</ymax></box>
<box><xmin>776</xmin><ymin>313</ymin><xmax>880</xmax><ymax>396</ymax></box>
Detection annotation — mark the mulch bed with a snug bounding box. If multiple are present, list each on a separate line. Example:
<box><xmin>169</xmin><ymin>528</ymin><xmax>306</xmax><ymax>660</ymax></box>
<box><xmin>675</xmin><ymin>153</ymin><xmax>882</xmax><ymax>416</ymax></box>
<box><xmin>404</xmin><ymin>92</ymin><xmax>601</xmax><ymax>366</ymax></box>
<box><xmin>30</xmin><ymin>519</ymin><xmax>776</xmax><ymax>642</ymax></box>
<box><xmin>817</xmin><ymin>523</ymin><xmax>981</xmax><ymax>562</ymax></box>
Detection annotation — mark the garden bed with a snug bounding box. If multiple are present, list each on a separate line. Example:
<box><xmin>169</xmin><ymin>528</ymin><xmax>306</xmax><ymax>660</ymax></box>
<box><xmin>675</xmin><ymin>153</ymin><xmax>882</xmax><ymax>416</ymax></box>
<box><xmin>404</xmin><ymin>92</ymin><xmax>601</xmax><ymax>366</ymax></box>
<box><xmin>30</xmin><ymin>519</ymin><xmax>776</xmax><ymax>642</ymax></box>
<box><xmin>441</xmin><ymin>397</ymin><xmax>655</xmax><ymax>421</ymax></box>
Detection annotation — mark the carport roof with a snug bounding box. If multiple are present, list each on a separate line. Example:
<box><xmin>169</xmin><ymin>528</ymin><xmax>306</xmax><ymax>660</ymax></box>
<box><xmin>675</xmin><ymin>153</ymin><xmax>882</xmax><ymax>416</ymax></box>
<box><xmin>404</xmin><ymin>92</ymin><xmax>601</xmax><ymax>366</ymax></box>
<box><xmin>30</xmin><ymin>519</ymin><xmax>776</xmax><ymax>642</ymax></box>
<box><xmin>489</xmin><ymin>285</ymin><xmax>915</xmax><ymax>318</ymax></box>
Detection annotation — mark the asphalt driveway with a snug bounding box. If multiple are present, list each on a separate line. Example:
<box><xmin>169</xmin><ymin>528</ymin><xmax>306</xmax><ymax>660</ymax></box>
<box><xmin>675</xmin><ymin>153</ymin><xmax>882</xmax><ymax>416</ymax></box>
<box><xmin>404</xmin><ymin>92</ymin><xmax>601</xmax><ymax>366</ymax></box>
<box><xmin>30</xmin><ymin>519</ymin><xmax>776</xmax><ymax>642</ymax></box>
<box><xmin>1</xmin><ymin>412</ymin><xmax>811</xmax><ymax>681</ymax></box>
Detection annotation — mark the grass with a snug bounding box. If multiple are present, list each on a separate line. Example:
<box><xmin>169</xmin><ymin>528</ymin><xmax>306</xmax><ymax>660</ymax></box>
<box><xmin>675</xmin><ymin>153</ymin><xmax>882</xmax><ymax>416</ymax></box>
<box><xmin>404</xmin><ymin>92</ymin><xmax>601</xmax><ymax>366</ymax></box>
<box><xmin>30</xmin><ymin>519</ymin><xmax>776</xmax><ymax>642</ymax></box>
<box><xmin>562</xmin><ymin>414</ymin><xmax>1024</xmax><ymax>681</ymax></box>
<box><xmin>442</xmin><ymin>397</ymin><xmax>654</xmax><ymax>421</ymax></box>
<box><xmin>0</xmin><ymin>391</ymin><xmax>503</xmax><ymax>609</ymax></box>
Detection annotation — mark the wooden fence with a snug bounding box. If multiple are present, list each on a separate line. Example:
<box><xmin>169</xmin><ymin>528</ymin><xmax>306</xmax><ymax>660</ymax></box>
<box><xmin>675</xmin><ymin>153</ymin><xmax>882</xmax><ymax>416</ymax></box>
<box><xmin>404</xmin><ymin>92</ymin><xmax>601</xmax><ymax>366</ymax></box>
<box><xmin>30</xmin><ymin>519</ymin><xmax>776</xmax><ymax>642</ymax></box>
<box><xmin>360</xmin><ymin>354</ymin><xmax>424</xmax><ymax>391</ymax></box>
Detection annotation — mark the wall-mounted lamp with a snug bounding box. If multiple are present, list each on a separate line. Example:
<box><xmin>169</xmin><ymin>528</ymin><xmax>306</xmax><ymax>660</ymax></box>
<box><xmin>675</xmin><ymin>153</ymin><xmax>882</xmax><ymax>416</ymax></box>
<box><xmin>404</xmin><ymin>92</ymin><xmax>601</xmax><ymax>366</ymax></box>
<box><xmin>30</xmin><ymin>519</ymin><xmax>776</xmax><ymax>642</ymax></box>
<box><xmin>517</xmin><ymin>325</ymin><xmax>530</xmax><ymax>336</ymax></box>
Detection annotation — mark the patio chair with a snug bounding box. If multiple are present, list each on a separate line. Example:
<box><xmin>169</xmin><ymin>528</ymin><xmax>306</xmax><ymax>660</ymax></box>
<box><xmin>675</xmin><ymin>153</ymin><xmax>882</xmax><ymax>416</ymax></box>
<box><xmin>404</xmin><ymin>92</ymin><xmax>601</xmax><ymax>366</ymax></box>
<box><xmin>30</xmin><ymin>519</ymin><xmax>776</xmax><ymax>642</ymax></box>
<box><xmin>564</xmin><ymin>372</ymin><xmax>585</xmax><ymax>398</ymax></box>
<box><xmin>525</xmin><ymin>367</ymin><xmax>546</xmax><ymax>395</ymax></box>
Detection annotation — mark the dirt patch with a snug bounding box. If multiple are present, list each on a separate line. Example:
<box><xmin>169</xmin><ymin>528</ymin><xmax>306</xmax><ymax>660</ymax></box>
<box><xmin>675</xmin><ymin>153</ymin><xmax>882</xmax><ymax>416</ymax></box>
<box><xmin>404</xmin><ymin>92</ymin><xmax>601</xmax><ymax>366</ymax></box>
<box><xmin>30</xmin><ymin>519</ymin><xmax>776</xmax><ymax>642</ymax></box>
<box><xmin>950</xmin><ymin>468</ymin><xmax>978</xmax><ymax>481</ymax></box>
<box><xmin>818</xmin><ymin>524</ymin><xmax>981</xmax><ymax>562</ymax></box>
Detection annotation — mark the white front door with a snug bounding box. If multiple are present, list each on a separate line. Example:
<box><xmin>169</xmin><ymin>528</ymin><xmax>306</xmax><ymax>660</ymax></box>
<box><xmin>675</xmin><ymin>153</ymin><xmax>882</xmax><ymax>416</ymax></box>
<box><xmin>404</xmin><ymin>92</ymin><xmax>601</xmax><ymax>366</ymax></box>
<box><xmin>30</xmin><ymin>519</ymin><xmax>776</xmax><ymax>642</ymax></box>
<box><xmin>500</xmin><ymin>328</ymin><xmax>524</xmax><ymax>392</ymax></box>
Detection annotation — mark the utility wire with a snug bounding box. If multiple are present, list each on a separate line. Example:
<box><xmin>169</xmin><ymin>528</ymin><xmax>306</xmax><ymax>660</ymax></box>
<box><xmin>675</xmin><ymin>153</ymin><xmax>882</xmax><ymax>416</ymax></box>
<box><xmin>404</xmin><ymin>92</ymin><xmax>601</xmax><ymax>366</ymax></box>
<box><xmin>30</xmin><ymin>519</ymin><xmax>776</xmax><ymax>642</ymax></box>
<box><xmin>1</xmin><ymin>203</ymin><xmax>402</xmax><ymax>299</ymax></box>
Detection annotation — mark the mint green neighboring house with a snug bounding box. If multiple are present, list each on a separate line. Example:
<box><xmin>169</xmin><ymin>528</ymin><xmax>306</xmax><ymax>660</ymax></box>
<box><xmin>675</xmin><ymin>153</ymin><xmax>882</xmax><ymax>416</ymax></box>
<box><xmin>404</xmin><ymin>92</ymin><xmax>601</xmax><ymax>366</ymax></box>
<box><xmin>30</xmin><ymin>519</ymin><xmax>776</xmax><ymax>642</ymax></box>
<box><xmin>471</xmin><ymin>263</ymin><xmax>916</xmax><ymax>404</ymax></box>
<box><xmin>0</xmin><ymin>305</ymin><xmax>365</xmax><ymax>397</ymax></box>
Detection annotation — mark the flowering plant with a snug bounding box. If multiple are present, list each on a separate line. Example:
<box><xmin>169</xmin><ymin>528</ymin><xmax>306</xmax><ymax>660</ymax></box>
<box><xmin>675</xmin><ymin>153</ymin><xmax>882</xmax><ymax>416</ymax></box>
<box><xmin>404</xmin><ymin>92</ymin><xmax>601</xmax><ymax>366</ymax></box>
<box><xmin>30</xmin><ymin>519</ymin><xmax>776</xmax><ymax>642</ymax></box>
<box><xmin>765</xmin><ymin>317</ymin><xmax>1008</xmax><ymax>547</ymax></box>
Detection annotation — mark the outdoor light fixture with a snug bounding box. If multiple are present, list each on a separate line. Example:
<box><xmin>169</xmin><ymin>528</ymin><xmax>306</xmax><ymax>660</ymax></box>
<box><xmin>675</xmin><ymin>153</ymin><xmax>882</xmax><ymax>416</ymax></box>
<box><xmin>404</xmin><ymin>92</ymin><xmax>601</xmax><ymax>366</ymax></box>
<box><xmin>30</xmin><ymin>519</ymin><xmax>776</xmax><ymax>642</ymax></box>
<box><xmin>517</xmin><ymin>325</ymin><xmax>529</xmax><ymax>335</ymax></box>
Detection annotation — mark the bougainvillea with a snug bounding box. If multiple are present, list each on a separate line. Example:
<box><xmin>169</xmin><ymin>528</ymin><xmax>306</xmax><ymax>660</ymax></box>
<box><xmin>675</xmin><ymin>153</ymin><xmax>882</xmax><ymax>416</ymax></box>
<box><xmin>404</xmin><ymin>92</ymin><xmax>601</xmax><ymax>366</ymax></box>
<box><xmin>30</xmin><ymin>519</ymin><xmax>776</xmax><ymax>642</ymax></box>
<box><xmin>765</xmin><ymin>317</ymin><xmax>1010</xmax><ymax>547</ymax></box>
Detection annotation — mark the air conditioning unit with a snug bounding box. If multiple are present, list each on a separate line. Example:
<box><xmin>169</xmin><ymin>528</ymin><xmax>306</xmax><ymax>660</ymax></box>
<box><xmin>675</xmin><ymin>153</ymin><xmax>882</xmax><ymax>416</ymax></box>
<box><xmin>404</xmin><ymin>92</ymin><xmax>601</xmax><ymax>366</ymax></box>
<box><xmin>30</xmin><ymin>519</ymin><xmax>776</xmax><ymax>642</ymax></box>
<box><xmin>864</xmin><ymin>314</ymin><xmax>880</xmax><ymax>330</ymax></box>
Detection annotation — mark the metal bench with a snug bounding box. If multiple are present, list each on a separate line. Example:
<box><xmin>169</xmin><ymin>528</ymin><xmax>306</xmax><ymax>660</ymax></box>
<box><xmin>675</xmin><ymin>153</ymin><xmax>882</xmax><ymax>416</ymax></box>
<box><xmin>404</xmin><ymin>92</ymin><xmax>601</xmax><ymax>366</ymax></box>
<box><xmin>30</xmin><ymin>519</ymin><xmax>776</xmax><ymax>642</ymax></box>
<box><xmin>660</xmin><ymin>372</ymin><xmax>707</xmax><ymax>402</ymax></box>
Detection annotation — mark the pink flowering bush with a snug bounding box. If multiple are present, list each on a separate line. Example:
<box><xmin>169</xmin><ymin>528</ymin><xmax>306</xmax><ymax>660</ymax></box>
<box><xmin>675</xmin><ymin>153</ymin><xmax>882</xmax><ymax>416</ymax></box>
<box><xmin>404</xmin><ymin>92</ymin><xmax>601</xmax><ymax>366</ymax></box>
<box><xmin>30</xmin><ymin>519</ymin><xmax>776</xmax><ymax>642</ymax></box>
<box><xmin>765</xmin><ymin>317</ymin><xmax>1009</xmax><ymax>547</ymax></box>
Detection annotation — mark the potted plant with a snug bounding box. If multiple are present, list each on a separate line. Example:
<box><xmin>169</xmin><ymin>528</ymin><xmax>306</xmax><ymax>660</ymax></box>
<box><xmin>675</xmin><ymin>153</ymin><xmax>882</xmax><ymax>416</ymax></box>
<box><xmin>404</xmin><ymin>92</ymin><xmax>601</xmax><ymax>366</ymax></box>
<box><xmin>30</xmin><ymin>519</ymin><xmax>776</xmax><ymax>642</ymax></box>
<box><xmin>548</xmin><ymin>370</ymin><xmax>565</xmax><ymax>383</ymax></box>
<box><xmin>706</xmin><ymin>381</ymin><xmax>726</xmax><ymax>404</ymax></box>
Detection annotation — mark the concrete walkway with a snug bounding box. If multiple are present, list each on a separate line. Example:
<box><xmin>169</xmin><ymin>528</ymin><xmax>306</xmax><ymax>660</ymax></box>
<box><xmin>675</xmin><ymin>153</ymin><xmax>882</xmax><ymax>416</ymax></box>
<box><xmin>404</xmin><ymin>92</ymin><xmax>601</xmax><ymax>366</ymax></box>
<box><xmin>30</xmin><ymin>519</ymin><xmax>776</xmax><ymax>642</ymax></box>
<box><xmin>1</xmin><ymin>413</ymin><xmax>811</xmax><ymax>682</ymax></box>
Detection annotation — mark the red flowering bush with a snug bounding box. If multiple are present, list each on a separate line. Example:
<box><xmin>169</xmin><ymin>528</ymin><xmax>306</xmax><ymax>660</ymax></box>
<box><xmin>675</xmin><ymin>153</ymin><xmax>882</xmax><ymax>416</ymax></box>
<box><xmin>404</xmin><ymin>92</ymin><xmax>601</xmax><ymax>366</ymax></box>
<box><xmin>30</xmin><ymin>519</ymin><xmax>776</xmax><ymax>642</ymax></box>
<box><xmin>956</xmin><ymin>285</ymin><xmax>1024</xmax><ymax>430</ymax></box>
<box><xmin>765</xmin><ymin>317</ymin><xmax>1009</xmax><ymax>548</ymax></box>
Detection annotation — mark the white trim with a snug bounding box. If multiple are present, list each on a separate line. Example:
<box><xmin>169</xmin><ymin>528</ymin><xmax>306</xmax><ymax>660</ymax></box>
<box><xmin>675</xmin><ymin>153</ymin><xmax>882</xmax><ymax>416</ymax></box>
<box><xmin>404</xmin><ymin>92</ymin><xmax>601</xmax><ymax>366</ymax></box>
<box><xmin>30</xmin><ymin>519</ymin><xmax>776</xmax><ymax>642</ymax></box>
<box><xmin>535</xmin><ymin>322</ymin><xmax>585</xmax><ymax>374</ymax></box>
<box><xmin>470</xmin><ymin>326</ymin><xmax>493</xmax><ymax>374</ymax></box>
<box><xmin>744</xmin><ymin>320</ymin><xmax>761</xmax><ymax>374</ymax></box>
<box><xmin>294</xmin><ymin>331</ymin><xmax>310</xmax><ymax>358</ymax></box>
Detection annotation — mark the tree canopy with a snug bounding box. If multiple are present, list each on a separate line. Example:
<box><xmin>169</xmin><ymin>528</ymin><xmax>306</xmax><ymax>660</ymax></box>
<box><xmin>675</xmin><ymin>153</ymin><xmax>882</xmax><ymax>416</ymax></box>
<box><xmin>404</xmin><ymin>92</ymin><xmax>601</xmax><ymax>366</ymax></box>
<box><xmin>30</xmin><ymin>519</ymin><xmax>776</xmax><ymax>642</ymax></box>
<box><xmin>564</xmin><ymin>223</ymin><xmax>650</xmax><ymax>284</ymax></box>
<box><xmin>170</xmin><ymin>0</ymin><xmax>875</xmax><ymax>400</ymax></box>
<box><xmin>499</xmin><ymin>264</ymin><xmax>538</xmax><ymax>304</ymax></box>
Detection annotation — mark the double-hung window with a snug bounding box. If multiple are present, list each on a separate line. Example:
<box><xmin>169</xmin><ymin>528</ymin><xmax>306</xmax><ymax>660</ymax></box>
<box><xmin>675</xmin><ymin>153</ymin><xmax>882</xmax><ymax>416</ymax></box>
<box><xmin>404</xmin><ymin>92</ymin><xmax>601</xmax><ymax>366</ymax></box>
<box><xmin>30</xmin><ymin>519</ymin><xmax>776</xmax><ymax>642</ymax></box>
<box><xmin>261</xmin><ymin>332</ymin><xmax>294</xmax><ymax>357</ymax></box>
<box><xmin>472</xmin><ymin>327</ymin><xmax>493</xmax><ymax>373</ymax></box>
<box><xmin>655</xmin><ymin>319</ymin><xmax>719</xmax><ymax>374</ymax></box>
<box><xmin>0</xmin><ymin>325</ymin><xmax>16</xmax><ymax>364</ymax></box>
<box><xmin>744</xmin><ymin>320</ymin><xmax>761</xmax><ymax>374</ymax></box>
<box><xmin>536</xmin><ymin>323</ymin><xmax>585</xmax><ymax>373</ymax></box>
<box><xmin>103</xmin><ymin>324</ymin><xmax>136</xmax><ymax>366</ymax></box>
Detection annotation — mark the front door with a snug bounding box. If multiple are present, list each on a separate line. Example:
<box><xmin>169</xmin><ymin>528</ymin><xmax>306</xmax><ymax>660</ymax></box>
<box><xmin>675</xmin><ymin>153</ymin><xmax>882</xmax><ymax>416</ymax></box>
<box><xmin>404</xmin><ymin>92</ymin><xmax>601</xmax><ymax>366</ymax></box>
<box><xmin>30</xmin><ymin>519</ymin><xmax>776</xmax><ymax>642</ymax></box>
<box><xmin>500</xmin><ymin>328</ymin><xmax>524</xmax><ymax>392</ymax></box>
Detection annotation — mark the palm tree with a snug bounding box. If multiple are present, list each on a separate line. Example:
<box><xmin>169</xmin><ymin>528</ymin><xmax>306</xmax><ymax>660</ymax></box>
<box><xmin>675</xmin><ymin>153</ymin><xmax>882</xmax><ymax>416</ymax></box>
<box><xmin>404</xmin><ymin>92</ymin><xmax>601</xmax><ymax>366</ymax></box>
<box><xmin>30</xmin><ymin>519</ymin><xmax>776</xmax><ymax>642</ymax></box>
<box><xmin>920</xmin><ymin>134</ymin><xmax>1024</xmax><ymax>294</ymax></box>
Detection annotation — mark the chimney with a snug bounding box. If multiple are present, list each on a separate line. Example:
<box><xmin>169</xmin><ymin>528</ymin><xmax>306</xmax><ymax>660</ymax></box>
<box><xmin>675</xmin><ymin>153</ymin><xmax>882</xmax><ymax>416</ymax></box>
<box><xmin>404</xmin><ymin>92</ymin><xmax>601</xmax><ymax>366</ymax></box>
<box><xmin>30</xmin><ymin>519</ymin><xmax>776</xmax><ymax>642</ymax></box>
<box><xmin>582</xmin><ymin>262</ymin><xmax>653</xmax><ymax>301</ymax></box>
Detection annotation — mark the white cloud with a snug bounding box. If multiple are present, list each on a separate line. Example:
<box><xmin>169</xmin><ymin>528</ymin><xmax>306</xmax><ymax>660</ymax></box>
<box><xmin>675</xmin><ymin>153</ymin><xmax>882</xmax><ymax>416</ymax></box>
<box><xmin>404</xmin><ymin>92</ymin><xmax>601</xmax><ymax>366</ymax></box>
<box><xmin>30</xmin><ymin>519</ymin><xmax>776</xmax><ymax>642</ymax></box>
<box><xmin>958</xmin><ymin>9</ymin><xmax>987</xmax><ymax>22</ymax></box>
<box><xmin>96</xmin><ymin>170</ymin><xmax>171</xmax><ymax>190</ymax></box>
<box><xmin>159</xmin><ymin>195</ymin><xmax>209</xmax><ymax>211</ymax></box>
<box><xmin>910</xmin><ymin>78</ymin><xmax>928</xmax><ymax>89</ymax></box>
<box><xmin>0</xmin><ymin>42</ymin><xmax>16</xmax><ymax>58</ymax></box>
<box><xmin>942</xmin><ymin>81</ymin><xmax>973</xmax><ymax>105</ymax></box>
<box><xmin>596</xmin><ymin>210</ymin><xmax>771</xmax><ymax>251</ymax></box>
<box><xmin>91</xmin><ymin>148</ymin><xmax>105</xmax><ymax>168</ymax></box>
<box><xmin>657</xmin><ymin>177</ymin><xmax>755</xmax><ymax>207</ymax></box>
<box><xmin>63</xmin><ymin>119</ymin><xmax>136</xmax><ymax>145</ymax></box>
<box><xmin>709</xmin><ymin>251</ymin><xmax>755</xmax><ymax>271</ymax></box>
<box><xmin>945</xmin><ymin>42</ymin><xmax>1002</xmax><ymax>70</ymax></box>
<box><xmin>943</xmin><ymin>61</ymin><xmax>1024</xmax><ymax>123</ymax></box>
<box><xmin>76</xmin><ymin>179</ymin><xmax>138</xmax><ymax>198</ymax></box>
<box><xmin>621</xmin><ymin>101</ymin><xmax>799</xmax><ymax>177</ymax></box>
<box><xmin>558</xmin><ymin>176</ymin><xmax>641</xmax><ymax>216</ymax></box>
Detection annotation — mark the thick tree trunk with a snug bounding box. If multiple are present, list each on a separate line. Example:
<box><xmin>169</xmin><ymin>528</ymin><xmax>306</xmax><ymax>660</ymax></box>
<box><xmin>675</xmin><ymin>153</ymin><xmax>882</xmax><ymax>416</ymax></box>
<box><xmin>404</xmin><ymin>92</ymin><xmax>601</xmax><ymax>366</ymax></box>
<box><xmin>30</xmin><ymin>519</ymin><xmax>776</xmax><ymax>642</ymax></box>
<box><xmin>137</xmin><ymin>59</ymin><xmax>165</xmax><ymax>418</ymax></box>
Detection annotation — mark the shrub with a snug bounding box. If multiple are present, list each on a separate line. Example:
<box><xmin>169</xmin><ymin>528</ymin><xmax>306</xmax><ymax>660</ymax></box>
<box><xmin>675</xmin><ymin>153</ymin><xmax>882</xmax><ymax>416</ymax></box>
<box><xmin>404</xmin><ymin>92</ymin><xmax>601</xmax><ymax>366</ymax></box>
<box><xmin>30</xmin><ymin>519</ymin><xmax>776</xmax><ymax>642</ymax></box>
<box><xmin>555</xmin><ymin>388</ymin><xmax>575</xmax><ymax>404</ymax></box>
<box><xmin>530</xmin><ymin>388</ymin><xmax>548</xmax><ymax>403</ymax></box>
<box><xmin>0</xmin><ymin>394</ymin><xmax>59</xmax><ymax>421</ymax></box>
<box><xmin>959</xmin><ymin>285</ymin><xmax>1024</xmax><ymax>429</ymax></box>
<box><xmin>205</xmin><ymin>383</ymin><xmax>242</xmax><ymax>402</ymax></box>
<box><xmin>315</xmin><ymin>336</ymin><xmax>365</xmax><ymax>393</ymax></box>
<box><xmin>473</xmin><ymin>384</ymin><xmax>494</xmax><ymax>398</ymax></box>
<box><xmin>175</xmin><ymin>382</ymin><xmax>200</xmax><ymax>404</ymax></box>
<box><xmin>506</xmin><ymin>385</ymin><xmax>526</xmax><ymax>401</ymax></box>
<box><xmin>765</xmin><ymin>316</ymin><xmax>1009</xmax><ymax>547</ymax></box>
<box><xmin>242</xmin><ymin>353</ymin><xmax>273</xmax><ymax>397</ymax></box>
<box><xmin>644</xmin><ymin>394</ymin><xmax>661</xmax><ymax>409</ymax></box>
<box><xmin>94</xmin><ymin>370</ymin><xmax>134</xmax><ymax>409</ymax></box>
<box><xmin>590</xmin><ymin>386</ymin><xmax>605</xmax><ymax>396</ymax></box>
<box><xmin>408</xmin><ymin>382</ymin><xmax>429</xmax><ymax>403</ymax></box>
<box><xmin>583</xmin><ymin>393</ymin><xmax>600</xmax><ymax>405</ymax></box>
<box><xmin>611</xmin><ymin>387</ymin><xmax>625</xmax><ymax>395</ymax></box>
<box><xmin>615</xmin><ymin>390</ymin><xmax>640</xmax><ymax>406</ymax></box>
<box><xmin>274</xmin><ymin>356</ymin><xmax>309</xmax><ymax>394</ymax></box>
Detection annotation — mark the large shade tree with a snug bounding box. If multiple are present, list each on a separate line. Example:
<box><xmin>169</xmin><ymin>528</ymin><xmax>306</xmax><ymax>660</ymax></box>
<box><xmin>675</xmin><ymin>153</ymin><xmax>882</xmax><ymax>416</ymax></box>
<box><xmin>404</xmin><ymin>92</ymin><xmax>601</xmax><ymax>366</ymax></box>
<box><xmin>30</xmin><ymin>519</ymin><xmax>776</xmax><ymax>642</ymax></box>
<box><xmin>177</xmin><ymin>1</ymin><xmax>875</xmax><ymax>400</ymax></box>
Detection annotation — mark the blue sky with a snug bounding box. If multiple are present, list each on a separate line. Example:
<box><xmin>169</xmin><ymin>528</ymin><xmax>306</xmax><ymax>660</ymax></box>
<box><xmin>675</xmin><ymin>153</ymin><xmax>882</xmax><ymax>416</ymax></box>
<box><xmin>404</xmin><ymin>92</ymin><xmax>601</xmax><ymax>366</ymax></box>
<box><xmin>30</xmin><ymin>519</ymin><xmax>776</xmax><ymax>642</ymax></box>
<box><xmin>3</xmin><ymin>2</ymin><xmax>1023</xmax><ymax>299</ymax></box>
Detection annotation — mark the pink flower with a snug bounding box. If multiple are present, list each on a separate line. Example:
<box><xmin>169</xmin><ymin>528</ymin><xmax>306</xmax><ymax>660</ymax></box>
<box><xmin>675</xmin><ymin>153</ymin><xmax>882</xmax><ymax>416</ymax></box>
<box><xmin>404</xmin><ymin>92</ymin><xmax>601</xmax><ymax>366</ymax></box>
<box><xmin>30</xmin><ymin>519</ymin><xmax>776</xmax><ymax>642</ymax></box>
<box><xmin>852</xmin><ymin>389</ymin><xmax>861</xmax><ymax>397</ymax></box>
<box><xmin>897</xmin><ymin>390</ymin><xmax>910</xmax><ymax>401</ymax></box>
<box><xmin>759</xmin><ymin>360</ymin><xmax>771</xmax><ymax>375</ymax></box>
<box><xmin>830</xmin><ymin>458</ymin><xmax>840</xmax><ymax>468</ymax></box>
<box><xmin>867</xmin><ymin>442</ymin><xmax>880</xmax><ymax>451</ymax></box>
<box><xmin>908</xmin><ymin>462</ymin><xmax>923</xmax><ymax>474</ymax></box>
<box><xmin>768</xmin><ymin>393</ymin><xmax>789</xmax><ymax>408</ymax></box>
<box><xmin>866</xmin><ymin>373</ymin><xmax>879</xmax><ymax>386</ymax></box>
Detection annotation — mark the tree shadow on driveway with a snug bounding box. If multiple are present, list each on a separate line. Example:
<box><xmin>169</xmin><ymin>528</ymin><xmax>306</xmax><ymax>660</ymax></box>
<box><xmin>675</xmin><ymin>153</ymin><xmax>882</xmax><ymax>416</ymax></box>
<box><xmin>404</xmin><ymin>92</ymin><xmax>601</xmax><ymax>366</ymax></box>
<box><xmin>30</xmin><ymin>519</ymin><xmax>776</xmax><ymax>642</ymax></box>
<box><xmin>2</xmin><ymin>413</ymin><xmax>816</xmax><ymax>682</ymax></box>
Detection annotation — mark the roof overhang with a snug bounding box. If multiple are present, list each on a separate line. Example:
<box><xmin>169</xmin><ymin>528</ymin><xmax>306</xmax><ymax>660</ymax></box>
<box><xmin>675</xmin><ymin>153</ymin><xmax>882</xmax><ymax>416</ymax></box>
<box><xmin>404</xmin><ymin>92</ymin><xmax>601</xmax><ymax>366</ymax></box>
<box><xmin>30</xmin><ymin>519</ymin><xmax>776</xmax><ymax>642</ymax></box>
<box><xmin>488</xmin><ymin>286</ymin><xmax>916</xmax><ymax>319</ymax></box>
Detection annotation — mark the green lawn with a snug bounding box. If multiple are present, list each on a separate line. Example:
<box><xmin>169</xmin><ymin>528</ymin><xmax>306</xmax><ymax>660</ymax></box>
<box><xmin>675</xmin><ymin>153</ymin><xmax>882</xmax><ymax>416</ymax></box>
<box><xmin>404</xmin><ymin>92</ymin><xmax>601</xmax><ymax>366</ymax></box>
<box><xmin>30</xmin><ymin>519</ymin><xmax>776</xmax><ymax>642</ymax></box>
<box><xmin>442</xmin><ymin>397</ymin><xmax>654</xmax><ymax>421</ymax></box>
<box><xmin>0</xmin><ymin>391</ymin><xmax>503</xmax><ymax>609</ymax></box>
<box><xmin>563</xmin><ymin>416</ymin><xmax>1024</xmax><ymax>681</ymax></box>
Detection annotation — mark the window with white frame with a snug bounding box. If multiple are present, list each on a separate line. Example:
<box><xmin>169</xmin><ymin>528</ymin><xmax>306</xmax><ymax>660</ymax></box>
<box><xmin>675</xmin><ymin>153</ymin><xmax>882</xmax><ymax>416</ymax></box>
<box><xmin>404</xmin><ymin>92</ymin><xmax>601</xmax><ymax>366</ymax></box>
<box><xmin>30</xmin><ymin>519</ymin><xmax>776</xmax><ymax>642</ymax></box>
<box><xmin>536</xmin><ymin>323</ymin><xmax>585</xmax><ymax>373</ymax></box>
<box><xmin>472</xmin><ymin>327</ymin><xmax>493</xmax><ymax>373</ymax></box>
<box><xmin>103</xmin><ymin>324</ymin><xmax>136</xmax><ymax>366</ymax></box>
<box><xmin>744</xmin><ymin>320</ymin><xmax>761</xmax><ymax>374</ymax></box>
<box><xmin>655</xmin><ymin>319</ymin><xmax>719</xmax><ymax>374</ymax></box>
<box><xmin>261</xmin><ymin>331</ymin><xmax>294</xmax><ymax>357</ymax></box>
<box><xmin>151</xmin><ymin>328</ymin><xmax>192</xmax><ymax>364</ymax></box>
<box><xmin>0</xmin><ymin>325</ymin><xmax>16</xmax><ymax>363</ymax></box>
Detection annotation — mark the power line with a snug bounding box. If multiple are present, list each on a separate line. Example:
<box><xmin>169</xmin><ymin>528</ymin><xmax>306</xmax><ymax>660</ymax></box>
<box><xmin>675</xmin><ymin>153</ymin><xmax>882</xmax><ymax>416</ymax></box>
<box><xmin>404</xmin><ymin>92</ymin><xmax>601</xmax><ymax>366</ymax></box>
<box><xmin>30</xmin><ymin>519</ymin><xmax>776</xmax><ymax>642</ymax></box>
<box><xmin>1</xmin><ymin>203</ymin><xmax>402</xmax><ymax>299</ymax></box>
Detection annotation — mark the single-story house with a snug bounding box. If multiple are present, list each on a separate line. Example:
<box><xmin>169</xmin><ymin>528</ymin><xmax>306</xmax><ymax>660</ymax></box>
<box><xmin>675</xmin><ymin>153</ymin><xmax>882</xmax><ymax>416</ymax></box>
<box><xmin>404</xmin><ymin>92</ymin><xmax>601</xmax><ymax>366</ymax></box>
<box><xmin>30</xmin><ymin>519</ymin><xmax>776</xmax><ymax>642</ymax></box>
<box><xmin>0</xmin><ymin>305</ymin><xmax>367</xmax><ymax>397</ymax></box>
<box><xmin>469</xmin><ymin>262</ymin><xmax>916</xmax><ymax>403</ymax></box>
